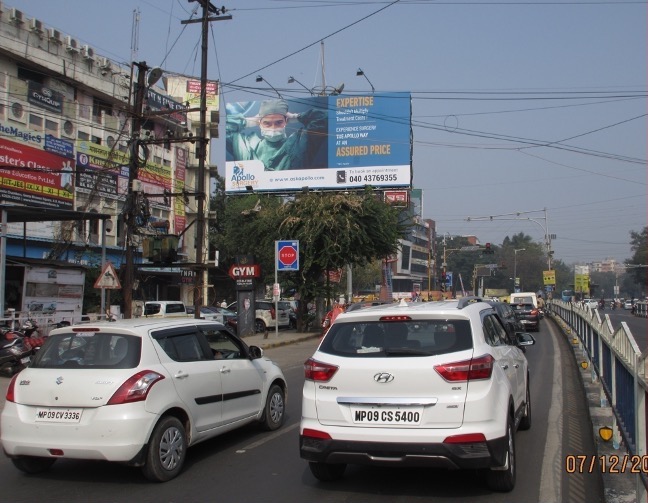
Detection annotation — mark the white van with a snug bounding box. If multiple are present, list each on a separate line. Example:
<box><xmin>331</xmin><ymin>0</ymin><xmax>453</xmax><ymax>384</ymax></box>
<box><xmin>510</xmin><ymin>292</ymin><xmax>538</xmax><ymax>308</ymax></box>
<box><xmin>143</xmin><ymin>301</ymin><xmax>188</xmax><ymax>318</ymax></box>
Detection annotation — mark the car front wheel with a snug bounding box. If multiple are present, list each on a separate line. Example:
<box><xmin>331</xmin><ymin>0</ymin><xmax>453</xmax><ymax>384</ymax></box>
<box><xmin>259</xmin><ymin>384</ymin><xmax>285</xmax><ymax>431</ymax></box>
<box><xmin>519</xmin><ymin>380</ymin><xmax>532</xmax><ymax>430</ymax></box>
<box><xmin>142</xmin><ymin>416</ymin><xmax>187</xmax><ymax>482</ymax></box>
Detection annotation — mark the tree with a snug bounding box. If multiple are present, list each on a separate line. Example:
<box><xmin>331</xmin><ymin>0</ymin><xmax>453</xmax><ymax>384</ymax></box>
<box><xmin>277</xmin><ymin>190</ymin><xmax>408</xmax><ymax>323</ymax></box>
<box><xmin>627</xmin><ymin>227</ymin><xmax>647</xmax><ymax>296</ymax></box>
<box><xmin>212</xmin><ymin>189</ymin><xmax>408</xmax><ymax>329</ymax></box>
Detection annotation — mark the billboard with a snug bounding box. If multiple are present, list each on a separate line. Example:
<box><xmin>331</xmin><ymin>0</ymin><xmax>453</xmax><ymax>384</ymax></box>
<box><xmin>225</xmin><ymin>92</ymin><xmax>411</xmax><ymax>193</ymax></box>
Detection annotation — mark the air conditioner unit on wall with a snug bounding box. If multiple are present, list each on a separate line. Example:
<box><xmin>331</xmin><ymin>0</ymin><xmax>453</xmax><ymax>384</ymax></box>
<box><xmin>28</xmin><ymin>18</ymin><xmax>43</xmax><ymax>33</ymax></box>
<box><xmin>99</xmin><ymin>57</ymin><xmax>111</xmax><ymax>71</ymax></box>
<box><xmin>81</xmin><ymin>45</ymin><xmax>94</xmax><ymax>60</ymax></box>
<box><xmin>9</xmin><ymin>8</ymin><xmax>23</xmax><ymax>24</ymax></box>
<box><xmin>48</xmin><ymin>28</ymin><xmax>62</xmax><ymax>44</ymax></box>
<box><xmin>65</xmin><ymin>36</ymin><xmax>79</xmax><ymax>53</ymax></box>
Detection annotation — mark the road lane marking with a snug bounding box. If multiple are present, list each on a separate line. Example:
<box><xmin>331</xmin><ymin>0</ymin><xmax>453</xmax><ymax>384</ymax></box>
<box><xmin>236</xmin><ymin>422</ymin><xmax>300</xmax><ymax>453</ymax></box>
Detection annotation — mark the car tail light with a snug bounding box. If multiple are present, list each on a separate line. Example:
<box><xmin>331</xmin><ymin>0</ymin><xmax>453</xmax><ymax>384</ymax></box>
<box><xmin>5</xmin><ymin>374</ymin><xmax>19</xmax><ymax>403</ymax></box>
<box><xmin>304</xmin><ymin>358</ymin><xmax>339</xmax><ymax>382</ymax></box>
<box><xmin>107</xmin><ymin>370</ymin><xmax>165</xmax><ymax>405</ymax></box>
<box><xmin>444</xmin><ymin>433</ymin><xmax>487</xmax><ymax>444</ymax></box>
<box><xmin>270</xmin><ymin>307</ymin><xmax>276</xmax><ymax>320</ymax></box>
<box><xmin>302</xmin><ymin>428</ymin><xmax>332</xmax><ymax>440</ymax></box>
<box><xmin>530</xmin><ymin>309</ymin><xmax>539</xmax><ymax>316</ymax></box>
<box><xmin>434</xmin><ymin>354</ymin><xmax>495</xmax><ymax>382</ymax></box>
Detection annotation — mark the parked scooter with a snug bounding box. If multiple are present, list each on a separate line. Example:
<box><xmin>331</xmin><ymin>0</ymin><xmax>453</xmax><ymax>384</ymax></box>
<box><xmin>0</xmin><ymin>324</ymin><xmax>32</xmax><ymax>376</ymax></box>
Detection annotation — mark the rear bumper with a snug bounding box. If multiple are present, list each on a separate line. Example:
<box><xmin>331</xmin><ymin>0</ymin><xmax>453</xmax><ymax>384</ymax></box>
<box><xmin>299</xmin><ymin>434</ymin><xmax>508</xmax><ymax>470</ymax></box>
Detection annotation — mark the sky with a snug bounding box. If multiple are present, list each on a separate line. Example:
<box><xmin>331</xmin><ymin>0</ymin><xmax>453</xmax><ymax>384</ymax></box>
<box><xmin>7</xmin><ymin>0</ymin><xmax>646</xmax><ymax>265</ymax></box>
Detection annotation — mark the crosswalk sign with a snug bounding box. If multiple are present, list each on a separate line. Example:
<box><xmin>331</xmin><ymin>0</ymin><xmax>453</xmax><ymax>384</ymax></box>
<box><xmin>94</xmin><ymin>262</ymin><xmax>121</xmax><ymax>289</ymax></box>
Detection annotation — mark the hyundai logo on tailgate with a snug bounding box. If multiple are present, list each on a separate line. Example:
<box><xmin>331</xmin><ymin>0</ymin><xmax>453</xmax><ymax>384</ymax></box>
<box><xmin>374</xmin><ymin>373</ymin><xmax>394</xmax><ymax>383</ymax></box>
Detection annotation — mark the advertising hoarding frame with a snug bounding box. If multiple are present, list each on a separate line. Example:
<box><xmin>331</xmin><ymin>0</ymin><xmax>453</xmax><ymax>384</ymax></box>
<box><xmin>225</xmin><ymin>92</ymin><xmax>412</xmax><ymax>194</ymax></box>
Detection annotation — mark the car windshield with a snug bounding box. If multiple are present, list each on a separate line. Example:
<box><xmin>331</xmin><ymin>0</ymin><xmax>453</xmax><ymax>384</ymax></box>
<box><xmin>319</xmin><ymin>320</ymin><xmax>473</xmax><ymax>358</ymax></box>
<box><xmin>32</xmin><ymin>332</ymin><xmax>141</xmax><ymax>369</ymax></box>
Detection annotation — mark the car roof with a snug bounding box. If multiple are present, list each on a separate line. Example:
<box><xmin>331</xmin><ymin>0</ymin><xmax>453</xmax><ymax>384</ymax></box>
<box><xmin>49</xmin><ymin>317</ymin><xmax>228</xmax><ymax>336</ymax></box>
<box><xmin>334</xmin><ymin>297</ymin><xmax>491</xmax><ymax>322</ymax></box>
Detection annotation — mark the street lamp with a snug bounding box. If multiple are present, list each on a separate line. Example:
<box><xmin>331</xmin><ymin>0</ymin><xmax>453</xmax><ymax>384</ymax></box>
<box><xmin>356</xmin><ymin>68</ymin><xmax>375</xmax><ymax>93</ymax></box>
<box><xmin>256</xmin><ymin>75</ymin><xmax>282</xmax><ymax>98</ymax></box>
<box><xmin>513</xmin><ymin>248</ymin><xmax>526</xmax><ymax>293</ymax></box>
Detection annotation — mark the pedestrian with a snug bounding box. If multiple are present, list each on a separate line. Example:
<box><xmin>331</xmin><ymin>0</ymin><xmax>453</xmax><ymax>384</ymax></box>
<box><xmin>220</xmin><ymin>299</ymin><xmax>227</xmax><ymax>308</ymax></box>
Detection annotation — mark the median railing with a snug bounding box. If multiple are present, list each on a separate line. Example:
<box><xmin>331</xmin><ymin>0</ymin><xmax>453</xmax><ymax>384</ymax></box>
<box><xmin>549</xmin><ymin>300</ymin><xmax>647</xmax><ymax>498</ymax></box>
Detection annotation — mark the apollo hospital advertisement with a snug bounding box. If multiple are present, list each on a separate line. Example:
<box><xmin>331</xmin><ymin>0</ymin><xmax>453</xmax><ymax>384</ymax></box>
<box><xmin>224</xmin><ymin>92</ymin><xmax>411</xmax><ymax>193</ymax></box>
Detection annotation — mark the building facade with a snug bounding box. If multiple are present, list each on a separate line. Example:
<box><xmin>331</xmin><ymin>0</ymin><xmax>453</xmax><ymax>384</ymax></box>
<box><xmin>0</xmin><ymin>5</ymin><xmax>215</xmax><ymax>319</ymax></box>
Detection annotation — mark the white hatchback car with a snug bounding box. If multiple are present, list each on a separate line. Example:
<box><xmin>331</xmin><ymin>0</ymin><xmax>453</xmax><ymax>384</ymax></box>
<box><xmin>2</xmin><ymin>318</ymin><xmax>287</xmax><ymax>482</ymax></box>
<box><xmin>300</xmin><ymin>297</ymin><xmax>535</xmax><ymax>492</ymax></box>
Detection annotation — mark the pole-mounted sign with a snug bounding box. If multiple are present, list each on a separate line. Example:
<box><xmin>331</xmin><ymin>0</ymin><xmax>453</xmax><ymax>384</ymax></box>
<box><xmin>276</xmin><ymin>240</ymin><xmax>299</xmax><ymax>271</ymax></box>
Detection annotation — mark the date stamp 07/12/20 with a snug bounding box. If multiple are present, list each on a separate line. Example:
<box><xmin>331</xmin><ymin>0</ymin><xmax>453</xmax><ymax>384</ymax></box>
<box><xmin>566</xmin><ymin>455</ymin><xmax>648</xmax><ymax>474</ymax></box>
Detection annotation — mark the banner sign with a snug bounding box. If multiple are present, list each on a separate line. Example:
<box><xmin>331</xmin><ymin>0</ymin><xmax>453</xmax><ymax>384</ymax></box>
<box><xmin>0</xmin><ymin>138</ymin><xmax>73</xmax><ymax>209</ymax></box>
<box><xmin>225</xmin><ymin>93</ymin><xmax>411</xmax><ymax>193</ymax></box>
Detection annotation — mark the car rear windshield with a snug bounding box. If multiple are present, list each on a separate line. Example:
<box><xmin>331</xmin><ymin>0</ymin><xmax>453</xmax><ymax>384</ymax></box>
<box><xmin>512</xmin><ymin>303</ymin><xmax>535</xmax><ymax>310</ymax></box>
<box><xmin>31</xmin><ymin>332</ymin><xmax>141</xmax><ymax>369</ymax></box>
<box><xmin>319</xmin><ymin>320</ymin><xmax>473</xmax><ymax>357</ymax></box>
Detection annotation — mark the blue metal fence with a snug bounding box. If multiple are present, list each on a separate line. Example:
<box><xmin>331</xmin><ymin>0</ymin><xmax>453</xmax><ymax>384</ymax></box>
<box><xmin>549</xmin><ymin>300</ymin><xmax>647</xmax><ymax>498</ymax></box>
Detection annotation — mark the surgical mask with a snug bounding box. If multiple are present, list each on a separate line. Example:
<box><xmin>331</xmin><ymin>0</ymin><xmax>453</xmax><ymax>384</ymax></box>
<box><xmin>260</xmin><ymin>128</ymin><xmax>287</xmax><ymax>143</ymax></box>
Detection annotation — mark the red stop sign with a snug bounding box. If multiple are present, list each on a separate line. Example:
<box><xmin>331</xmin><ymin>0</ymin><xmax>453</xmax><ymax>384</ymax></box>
<box><xmin>278</xmin><ymin>246</ymin><xmax>297</xmax><ymax>266</ymax></box>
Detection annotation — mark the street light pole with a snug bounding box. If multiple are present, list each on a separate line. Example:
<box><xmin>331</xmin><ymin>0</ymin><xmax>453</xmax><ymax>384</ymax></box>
<box><xmin>513</xmin><ymin>248</ymin><xmax>526</xmax><ymax>293</ymax></box>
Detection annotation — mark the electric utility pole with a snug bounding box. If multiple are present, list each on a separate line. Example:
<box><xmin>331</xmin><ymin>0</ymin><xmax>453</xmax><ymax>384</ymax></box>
<box><xmin>182</xmin><ymin>2</ymin><xmax>230</xmax><ymax>318</ymax></box>
<box><xmin>123</xmin><ymin>61</ymin><xmax>148</xmax><ymax>319</ymax></box>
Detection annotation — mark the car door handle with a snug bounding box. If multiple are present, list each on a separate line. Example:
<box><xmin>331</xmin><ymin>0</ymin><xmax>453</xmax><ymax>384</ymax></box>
<box><xmin>501</xmin><ymin>364</ymin><xmax>509</xmax><ymax>370</ymax></box>
<box><xmin>174</xmin><ymin>372</ymin><xmax>189</xmax><ymax>379</ymax></box>
<box><xmin>220</xmin><ymin>367</ymin><xmax>231</xmax><ymax>374</ymax></box>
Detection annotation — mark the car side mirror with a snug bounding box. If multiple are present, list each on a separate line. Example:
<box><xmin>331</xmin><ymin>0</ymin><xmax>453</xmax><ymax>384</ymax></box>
<box><xmin>516</xmin><ymin>332</ymin><xmax>536</xmax><ymax>346</ymax></box>
<box><xmin>249</xmin><ymin>345</ymin><xmax>264</xmax><ymax>359</ymax></box>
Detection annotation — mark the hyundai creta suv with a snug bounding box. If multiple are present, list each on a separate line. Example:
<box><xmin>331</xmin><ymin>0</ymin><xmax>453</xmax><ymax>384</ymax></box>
<box><xmin>300</xmin><ymin>297</ymin><xmax>535</xmax><ymax>492</ymax></box>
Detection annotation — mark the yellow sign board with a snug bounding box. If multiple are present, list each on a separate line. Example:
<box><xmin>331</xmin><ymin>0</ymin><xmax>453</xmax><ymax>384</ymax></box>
<box><xmin>543</xmin><ymin>270</ymin><xmax>556</xmax><ymax>285</ymax></box>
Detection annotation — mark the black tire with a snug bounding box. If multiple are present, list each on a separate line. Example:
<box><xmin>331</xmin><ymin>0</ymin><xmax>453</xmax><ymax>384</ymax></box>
<box><xmin>309</xmin><ymin>461</ymin><xmax>346</xmax><ymax>482</ymax></box>
<box><xmin>259</xmin><ymin>384</ymin><xmax>285</xmax><ymax>431</ymax></box>
<box><xmin>12</xmin><ymin>456</ymin><xmax>56</xmax><ymax>474</ymax></box>
<box><xmin>254</xmin><ymin>319</ymin><xmax>267</xmax><ymax>333</ymax></box>
<box><xmin>519</xmin><ymin>379</ymin><xmax>532</xmax><ymax>431</ymax></box>
<box><xmin>142</xmin><ymin>416</ymin><xmax>187</xmax><ymax>482</ymax></box>
<box><xmin>486</xmin><ymin>414</ymin><xmax>516</xmax><ymax>492</ymax></box>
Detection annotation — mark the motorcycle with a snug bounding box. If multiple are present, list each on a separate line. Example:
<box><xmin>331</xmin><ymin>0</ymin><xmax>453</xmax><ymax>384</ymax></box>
<box><xmin>0</xmin><ymin>324</ymin><xmax>32</xmax><ymax>376</ymax></box>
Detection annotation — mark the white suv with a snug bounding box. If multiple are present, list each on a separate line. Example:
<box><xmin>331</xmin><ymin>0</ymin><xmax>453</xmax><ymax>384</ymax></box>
<box><xmin>2</xmin><ymin>318</ymin><xmax>287</xmax><ymax>482</ymax></box>
<box><xmin>300</xmin><ymin>297</ymin><xmax>535</xmax><ymax>492</ymax></box>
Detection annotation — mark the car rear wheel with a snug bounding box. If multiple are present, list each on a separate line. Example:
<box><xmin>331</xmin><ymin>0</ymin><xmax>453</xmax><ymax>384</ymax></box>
<box><xmin>142</xmin><ymin>416</ymin><xmax>186</xmax><ymax>482</ymax></box>
<box><xmin>259</xmin><ymin>384</ymin><xmax>285</xmax><ymax>431</ymax></box>
<box><xmin>254</xmin><ymin>319</ymin><xmax>267</xmax><ymax>333</ymax></box>
<box><xmin>519</xmin><ymin>380</ymin><xmax>532</xmax><ymax>431</ymax></box>
<box><xmin>11</xmin><ymin>456</ymin><xmax>56</xmax><ymax>474</ymax></box>
<box><xmin>486</xmin><ymin>414</ymin><xmax>516</xmax><ymax>492</ymax></box>
<box><xmin>309</xmin><ymin>461</ymin><xmax>346</xmax><ymax>482</ymax></box>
